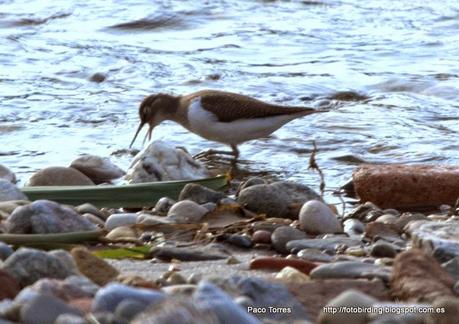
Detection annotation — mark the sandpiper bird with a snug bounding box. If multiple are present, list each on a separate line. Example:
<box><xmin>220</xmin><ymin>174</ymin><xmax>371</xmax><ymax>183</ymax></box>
<box><xmin>129</xmin><ymin>90</ymin><xmax>327</xmax><ymax>159</ymax></box>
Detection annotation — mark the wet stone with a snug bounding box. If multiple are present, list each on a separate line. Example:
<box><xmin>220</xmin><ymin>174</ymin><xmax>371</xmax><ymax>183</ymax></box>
<box><xmin>224</xmin><ymin>234</ymin><xmax>253</xmax><ymax>248</ymax></box>
<box><xmin>406</xmin><ymin>220</ymin><xmax>459</xmax><ymax>262</ymax></box>
<box><xmin>25</xmin><ymin>166</ymin><xmax>94</xmax><ymax>186</ymax></box>
<box><xmin>178</xmin><ymin>183</ymin><xmax>226</xmax><ymax>204</ymax></box>
<box><xmin>6</xmin><ymin>200</ymin><xmax>96</xmax><ymax>234</ymax></box>
<box><xmin>149</xmin><ymin>244</ymin><xmax>229</xmax><ymax>261</ymax></box>
<box><xmin>310</xmin><ymin>261</ymin><xmax>391</xmax><ymax>282</ymax></box>
<box><xmin>0</xmin><ymin>180</ymin><xmax>27</xmax><ymax>202</ymax></box>
<box><xmin>0</xmin><ymin>165</ymin><xmax>16</xmax><ymax>183</ymax></box>
<box><xmin>271</xmin><ymin>226</ymin><xmax>307</xmax><ymax>254</ymax></box>
<box><xmin>0</xmin><ymin>242</ymin><xmax>14</xmax><ymax>261</ymax></box>
<box><xmin>70</xmin><ymin>154</ymin><xmax>125</xmax><ymax>184</ymax></box>
<box><xmin>287</xmin><ymin>237</ymin><xmax>362</xmax><ymax>254</ymax></box>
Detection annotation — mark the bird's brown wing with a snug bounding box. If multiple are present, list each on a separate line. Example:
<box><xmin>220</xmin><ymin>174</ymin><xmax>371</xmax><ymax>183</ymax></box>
<box><xmin>194</xmin><ymin>91</ymin><xmax>318</xmax><ymax>122</ymax></box>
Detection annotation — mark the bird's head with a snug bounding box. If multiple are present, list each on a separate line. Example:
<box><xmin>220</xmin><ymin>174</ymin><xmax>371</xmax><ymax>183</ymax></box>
<box><xmin>129</xmin><ymin>93</ymin><xmax>178</xmax><ymax>147</ymax></box>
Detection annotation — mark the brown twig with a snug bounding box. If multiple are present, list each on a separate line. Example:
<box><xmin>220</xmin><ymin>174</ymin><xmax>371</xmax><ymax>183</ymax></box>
<box><xmin>308</xmin><ymin>140</ymin><xmax>326</xmax><ymax>197</ymax></box>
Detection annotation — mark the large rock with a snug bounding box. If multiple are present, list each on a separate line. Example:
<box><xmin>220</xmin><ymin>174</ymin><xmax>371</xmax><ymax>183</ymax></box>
<box><xmin>6</xmin><ymin>200</ymin><xmax>96</xmax><ymax>234</ymax></box>
<box><xmin>390</xmin><ymin>249</ymin><xmax>457</xmax><ymax>303</ymax></box>
<box><xmin>70</xmin><ymin>154</ymin><xmax>125</xmax><ymax>184</ymax></box>
<box><xmin>406</xmin><ymin>220</ymin><xmax>459</xmax><ymax>262</ymax></box>
<box><xmin>0</xmin><ymin>180</ymin><xmax>27</xmax><ymax>202</ymax></box>
<box><xmin>299</xmin><ymin>200</ymin><xmax>342</xmax><ymax>234</ymax></box>
<box><xmin>3</xmin><ymin>248</ymin><xmax>74</xmax><ymax>287</ymax></box>
<box><xmin>237</xmin><ymin>184</ymin><xmax>290</xmax><ymax>218</ymax></box>
<box><xmin>125</xmin><ymin>140</ymin><xmax>209</xmax><ymax>183</ymax></box>
<box><xmin>25</xmin><ymin>166</ymin><xmax>94</xmax><ymax>186</ymax></box>
<box><xmin>0</xmin><ymin>165</ymin><xmax>16</xmax><ymax>183</ymax></box>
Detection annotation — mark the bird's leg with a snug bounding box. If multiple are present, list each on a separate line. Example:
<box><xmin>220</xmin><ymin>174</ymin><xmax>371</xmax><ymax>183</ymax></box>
<box><xmin>193</xmin><ymin>148</ymin><xmax>235</xmax><ymax>159</ymax></box>
<box><xmin>231</xmin><ymin>144</ymin><xmax>239</xmax><ymax>159</ymax></box>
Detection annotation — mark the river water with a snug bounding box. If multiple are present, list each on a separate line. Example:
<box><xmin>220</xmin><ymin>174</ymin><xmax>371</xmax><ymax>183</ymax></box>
<box><xmin>1</xmin><ymin>0</ymin><xmax>459</xmax><ymax>200</ymax></box>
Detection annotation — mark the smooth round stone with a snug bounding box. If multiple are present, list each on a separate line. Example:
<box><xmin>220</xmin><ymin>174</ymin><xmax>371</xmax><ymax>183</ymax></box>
<box><xmin>370</xmin><ymin>241</ymin><xmax>397</xmax><ymax>258</ymax></box>
<box><xmin>345</xmin><ymin>247</ymin><xmax>367</xmax><ymax>257</ymax></box>
<box><xmin>65</xmin><ymin>275</ymin><xmax>100</xmax><ymax>296</ymax></box>
<box><xmin>3</xmin><ymin>248</ymin><xmax>74</xmax><ymax>287</ymax></box>
<box><xmin>224</xmin><ymin>234</ymin><xmax>253</xmax><ymax>248</ymax></box>
<box><xmin>154</xmin><ymin>197</ymin><xmax>176</xmax><ymax>215</ymax></box>
<box><xmin>343</xmin><ymin>219</ymin><xmax>365</xmax><ymax>236</ymax></box>
<box><xmin>105</xmin><ymin>213</ymin><xmax>138</xmax><ymax>230</ymax></box>
<box><xmin>70</xmin><ymin>154</ymin><xmax>125</xmax><ymax>184</ymax></box>
<box><xmin>82</xmin><ymin>213</ymin><xmax>105</xmax><ymax>227</ymax></box>
<box><xmin>375</xmin><ymin>214</ymin><xmax>398</xmax><ymax>224</ymax></box>
<box><xmin>271</xmin><ymin>226</ymin><xmax>307</xmax><ymax>254</ymax></box>
<box><xmin>252</xmin><ymin>230</ymin><xmax>271</xmax><ymax>244</ymax></box>
<box><xmin>237</xmin><ymin>184</ymin><xmax>290</xmax><ymax>218</ymax></box>
<box><xmin>76</xmin><ymin>203</ymin><xmax>106</xmax><ymax>220</ymax></box>
<box><xmin>0</xmin><ymin>180</ymin><xmax>27</xmax><ymax>202</ymax></box>
<box><xmin>310</xmin><ymin>261</ymin><xmax>391</xmax><ymax>282</ymax></box>
<box><xmin>5</xmin><ymin>200</ymin><xmax>96</xmax><ymax>234</ymax></box>
<box><xmin>275</xmin><ymin>266</ymin><xmax>310</xmax><ymax>284</ymax></box>
<box><xmin>317</xmin><ymin>289</ymin><xmax>377</xmax><ymax>324</ymax></box>
<box><xmin>299</xmin><ymin>200</ymin><xmax>343</xmax><ymax>234</ymax></box>
<box><xmin>237</xmin><ymin>177</ymin><xmax>267</xmax><ymax>193</ymax></box>
<box><xmin>0</xmin><ymin>165</ymin><xmax>16</xmax><ymax>183</ymax></box>
<box><xmin>92</xmin><ymin>283</ymin><xmax>165</xmax><ymax>313</ymax></box>
<box><xmin>178</xmin><ymin>183</ymin><xmax>226</xmax><ymax>204</ymax></box>
<box><xmin>167</xmin><ymin>200</ymin><xmax>208</xmax><ymax>224</ymax></box>
<box><xmin>0</xmin><ymin>242</ymin><xmax>14</xmax><ymax>261</ymax></box>
<box><xmin>20</xmin><ymin>294</ymin><xmax>83</xmax><ymax>324</ymax></box>
<box><xmin>25</xmin><ymin>166</ymin><xmax>94</xmax><ymax>186</ymax></box>
<box><xmin>89</xmin><ymin>72</ymin><xmax>107</xmax><ymax>83</ymax></box>
<box><xmin>382</xmin><ymin>209</ymin><xmax>400</xmax><ymax>216</ymax></box>
<box><xmin>114</xmin><ymin>299</ymin><xmax>148</xmax><ymax>321</ymax></box>
<box><xmin>106</xmin><ymin>226</ymin><xmax>137</xmax><ymax>240</ymax></box>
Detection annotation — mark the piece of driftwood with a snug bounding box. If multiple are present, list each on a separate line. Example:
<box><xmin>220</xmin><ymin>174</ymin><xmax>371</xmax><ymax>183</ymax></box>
<box><xmin>353</xmin><ymin>164</ymin><xmax>459</xmax><ymax>209</ymax></box>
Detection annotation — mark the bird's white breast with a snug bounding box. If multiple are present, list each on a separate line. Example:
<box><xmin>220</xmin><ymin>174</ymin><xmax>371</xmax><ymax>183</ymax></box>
<box><xmin>187</xmin><ymin>97</ymin><xmax>304</xmax><ymax>145</ymax></box>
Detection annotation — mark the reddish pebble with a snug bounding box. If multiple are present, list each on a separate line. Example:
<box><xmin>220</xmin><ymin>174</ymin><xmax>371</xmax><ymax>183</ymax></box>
<box><xmin>252</xmin><ymin>230</ymin><xmax>271</xmax><ymax>244</ymax></box>
<box><xmin>68</xmin><ymin>297</ymin><xmax>93</xmax><ymax>313</ymax></box>
<box><xmin>250</xmin><ymin>257</ymin><xmax>318</xmax><ymax>274</ymax></box>
<box><xmin>0</xmin><ymin>269</ymin><xmax>20</xmax><ymax>300</ymax></box>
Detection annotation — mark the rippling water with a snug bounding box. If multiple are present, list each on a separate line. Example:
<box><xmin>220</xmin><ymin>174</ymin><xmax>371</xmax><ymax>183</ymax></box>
<box><xmin>1</xmin><ymin>0</ymin><xmax>459</xmax><ymax>200</ymax></box>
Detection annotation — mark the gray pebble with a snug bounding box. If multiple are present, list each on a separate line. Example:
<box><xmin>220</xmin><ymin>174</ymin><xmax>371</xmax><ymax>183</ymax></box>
<box><xmin>115</xmin><ymin>299</ymin><xmax>148</xmax><ymax>321</ymax></box>
<box><xmin>271</xmin><ymin>226</ymin><xmax>307</xmax><ymax>254</ymax></box>
<box><xmin>370</xmin><ymin>241</ymin><xmax>398</xmax><ymax>258</ymax></box>
<box><xmin>154</xmin><ymin>197</ymin><xmax>176</xmax><ymax>215</ymax></box>
<box><xmin>224</xmin><ymin>234</ymin><xmax>253</xmax><ymax>248</ymax></box>
<box><xmin>20</xmin><ymin>294</ymin><xmax>83</xmax><ymax>324</ymax></box>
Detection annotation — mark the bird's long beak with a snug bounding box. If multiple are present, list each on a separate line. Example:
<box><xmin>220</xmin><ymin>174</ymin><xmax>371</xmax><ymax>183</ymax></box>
<box><xmin>142</xmin><ymin>124</ymin><xmax>155</xmax><ymax>145</ymax></box>
<box><xmin>129</xmin><ymin>122</ymin><xmax>145</xmax><ymax>148</ymax></box>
